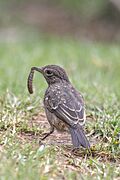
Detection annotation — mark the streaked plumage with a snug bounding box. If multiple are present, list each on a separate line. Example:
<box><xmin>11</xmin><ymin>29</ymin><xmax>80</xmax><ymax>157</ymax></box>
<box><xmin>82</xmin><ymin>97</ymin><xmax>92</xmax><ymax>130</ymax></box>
<box><xmin>27</xmin><ymin>65</ymin><xmax>90</xmax><ymax>148</ymax></box>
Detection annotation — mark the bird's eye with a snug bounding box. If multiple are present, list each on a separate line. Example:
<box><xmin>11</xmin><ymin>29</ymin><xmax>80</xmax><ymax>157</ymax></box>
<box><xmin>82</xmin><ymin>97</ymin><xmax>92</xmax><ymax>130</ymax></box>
<box><xmin>45</xmin><ymin>70</ymin><xmax>53</xmax><ymax>76</ymax></box>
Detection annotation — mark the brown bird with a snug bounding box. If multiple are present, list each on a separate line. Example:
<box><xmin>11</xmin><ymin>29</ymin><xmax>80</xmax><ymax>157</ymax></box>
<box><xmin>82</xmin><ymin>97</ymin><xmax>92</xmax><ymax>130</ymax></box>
<box><xmin>27</xmin><ymin>65</ymin><xmax>90</xmax><ymax>148</ymax></box>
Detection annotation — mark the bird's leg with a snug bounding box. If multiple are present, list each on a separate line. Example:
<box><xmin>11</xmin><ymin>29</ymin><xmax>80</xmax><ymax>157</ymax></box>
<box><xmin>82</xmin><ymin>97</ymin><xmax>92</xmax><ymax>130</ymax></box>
<box><xmin>39</xmin><ymin>127</ymin><xmax>54</xmax><ymax>144</ymax></box>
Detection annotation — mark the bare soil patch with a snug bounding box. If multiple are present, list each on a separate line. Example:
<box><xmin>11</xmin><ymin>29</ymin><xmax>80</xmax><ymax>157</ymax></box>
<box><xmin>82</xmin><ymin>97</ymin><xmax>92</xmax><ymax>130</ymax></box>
<box><xmin>28</xmin><ymin>112</ymin><xmax>72</xmax><ymax>146</ymax></box>
<box><xmin>17</xmin><ymin>112</ymin><xmax>120</xmax><ymax>164</ymax></box>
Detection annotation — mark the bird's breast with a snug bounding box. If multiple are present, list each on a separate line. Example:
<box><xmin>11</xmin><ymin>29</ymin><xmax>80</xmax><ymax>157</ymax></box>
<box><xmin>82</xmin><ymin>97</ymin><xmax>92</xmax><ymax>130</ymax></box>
<box><xmin>52</xmin><ymin>116</ymin><xmax>69</xmax><ymax>132</ymax></box>
<box><xmin>45</xmin><ymin>108</ymin><xmax>69</xmax><ymax>132</ymax></box>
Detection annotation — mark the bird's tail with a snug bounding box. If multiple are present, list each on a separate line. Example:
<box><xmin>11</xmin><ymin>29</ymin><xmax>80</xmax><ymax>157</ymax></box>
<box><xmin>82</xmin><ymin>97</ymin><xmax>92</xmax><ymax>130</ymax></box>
<box><xmin>69</xmin><ymin>124</ymin><xmax>90</xmax><ymax>148</ymax></box>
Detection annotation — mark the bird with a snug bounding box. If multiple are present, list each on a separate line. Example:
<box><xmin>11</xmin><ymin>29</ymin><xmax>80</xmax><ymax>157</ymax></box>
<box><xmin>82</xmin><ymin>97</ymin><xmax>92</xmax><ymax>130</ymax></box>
<box><xmin>27</xmin><ymin>65</ymin><xmax>90</xmax><ymax>148</ymax></box>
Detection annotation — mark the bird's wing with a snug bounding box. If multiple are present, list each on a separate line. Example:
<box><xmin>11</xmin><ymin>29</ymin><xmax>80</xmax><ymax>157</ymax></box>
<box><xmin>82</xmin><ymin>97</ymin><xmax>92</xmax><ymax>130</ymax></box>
<box><xmin>46</xmin><ymin>88</ymin><xmax>85</xmax><ymax>127</ymax></box>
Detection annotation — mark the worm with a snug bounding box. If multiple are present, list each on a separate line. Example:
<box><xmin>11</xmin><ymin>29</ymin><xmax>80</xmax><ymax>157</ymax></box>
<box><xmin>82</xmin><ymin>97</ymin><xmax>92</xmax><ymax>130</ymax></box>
<box><xmin>27</xmin><ymin>67</ymin><xmax>42</xmax><ymax>94</ymax></box>
<box><xmin>27</xmin><ymin>68</ymin><xmax>35</xmax><ymax>94</ymax></box>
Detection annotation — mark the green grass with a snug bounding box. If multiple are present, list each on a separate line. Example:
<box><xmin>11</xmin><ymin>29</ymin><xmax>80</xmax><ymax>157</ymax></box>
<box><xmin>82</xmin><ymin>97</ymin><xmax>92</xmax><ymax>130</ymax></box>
<box><xmin>0</xmin><ymin>36</ymin><xmax>120</xmax><ymax>179</ymax></box>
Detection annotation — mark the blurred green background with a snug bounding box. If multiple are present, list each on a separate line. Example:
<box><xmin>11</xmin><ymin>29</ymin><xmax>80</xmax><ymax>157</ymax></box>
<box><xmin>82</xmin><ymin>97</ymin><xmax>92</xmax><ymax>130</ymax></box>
<box><xmin>0</xmin><ymin>0</ymin><xmax>120</xmax><ymax>42</ymax></box>
<box><xmin>0</xmin><ymin>0</ymin><xmax>120</xmax><ymax>96</ymax></box>
<box><xmin>0</xmin><ymin>1</ymin><xmax>120</xmax><ymax>179</ymax></box>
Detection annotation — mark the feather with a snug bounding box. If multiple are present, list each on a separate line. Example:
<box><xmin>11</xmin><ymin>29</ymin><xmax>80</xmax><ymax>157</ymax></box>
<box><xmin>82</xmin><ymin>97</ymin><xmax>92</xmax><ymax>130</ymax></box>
<box><xmin>69</xmin><ymin>125</ymin><xmax>90</xmax><ymax>148</ymax></box>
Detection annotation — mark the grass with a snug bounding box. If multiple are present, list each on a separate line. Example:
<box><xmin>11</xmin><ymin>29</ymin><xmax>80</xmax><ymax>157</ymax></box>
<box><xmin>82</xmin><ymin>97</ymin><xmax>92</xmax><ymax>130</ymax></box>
<box><xmin>0</xmin><ymin>35</ymin><xmax>120</xmax><ymax>179</ymax></box>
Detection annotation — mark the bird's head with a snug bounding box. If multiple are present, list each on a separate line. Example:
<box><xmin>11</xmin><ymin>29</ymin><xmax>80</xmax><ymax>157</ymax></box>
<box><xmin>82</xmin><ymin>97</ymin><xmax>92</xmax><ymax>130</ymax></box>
<box><xmin>30</xmin><ymin>65</ymin><xmax>70</xmax><ymax>86</ymax></box>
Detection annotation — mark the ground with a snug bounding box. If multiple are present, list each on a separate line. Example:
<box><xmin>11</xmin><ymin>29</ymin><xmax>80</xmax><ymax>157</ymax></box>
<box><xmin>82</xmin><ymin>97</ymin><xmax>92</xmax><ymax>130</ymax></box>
<box><xmin>0</xmin><ymin>37</ymin><xmax>120</xmax><ymax>179</ymax></box>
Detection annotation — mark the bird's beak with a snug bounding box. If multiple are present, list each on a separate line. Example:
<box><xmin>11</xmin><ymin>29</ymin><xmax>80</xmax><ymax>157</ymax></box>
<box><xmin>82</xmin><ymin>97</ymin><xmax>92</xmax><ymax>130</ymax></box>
<box><xmin>31</xmin><ymin>67</ymin><xmax>43</xmax><ymax>73</ymax></box>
